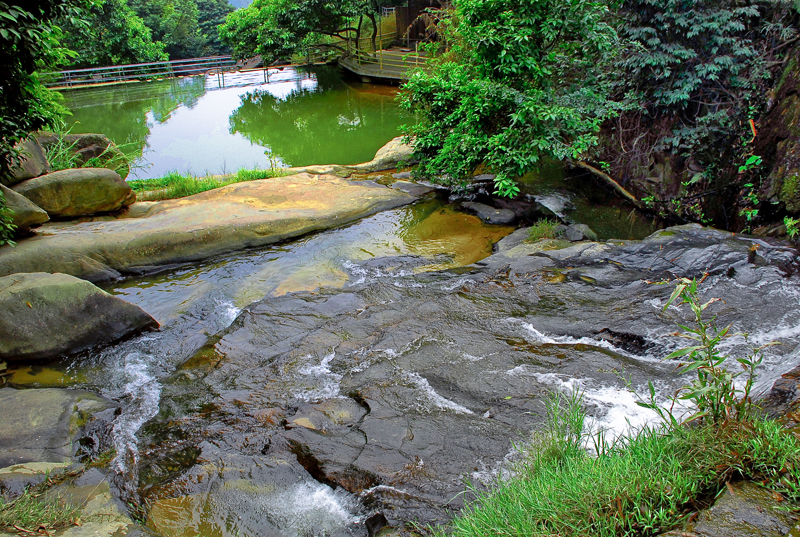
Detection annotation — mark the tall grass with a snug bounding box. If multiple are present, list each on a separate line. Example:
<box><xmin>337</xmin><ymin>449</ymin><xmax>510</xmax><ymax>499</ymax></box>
<box><xmin>444</xmin><ymin>392</ymin><xmax>800</xmax><ymax>537</ymax></box>
<box><xmin>439</xmin><ymin>279</ymin><xmax>800</xmax><ymax>536</ymax></box>
<box><xmin>128</xmin><ymin>168</ymin><xmax>284</xmax><ymax>201</ymax></box>
<box><xmin>0</xmin><ymin>489</ymin><xmax>81</xmax><ymax>532</ymax></box>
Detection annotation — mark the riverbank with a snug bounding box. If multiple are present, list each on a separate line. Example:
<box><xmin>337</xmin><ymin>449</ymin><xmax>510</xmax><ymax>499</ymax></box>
<box><xmin>0</xmin><ymin>138</ymin><xmax>421</xmax><ymax>282</ymax></box>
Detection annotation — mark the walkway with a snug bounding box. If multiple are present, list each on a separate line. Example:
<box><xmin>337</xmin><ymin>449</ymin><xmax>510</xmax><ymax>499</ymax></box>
<box><xmin>339</xmin><ymin>47</ymin><xmax>429</xmax><ymax>82</ymax></box>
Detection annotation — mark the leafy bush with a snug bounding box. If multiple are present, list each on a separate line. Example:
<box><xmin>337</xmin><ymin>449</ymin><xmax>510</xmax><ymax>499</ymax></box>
<box><xmin>400</xmin><ymin>0</ymin><xmax>626</xmax><ymax>198</ymax></box>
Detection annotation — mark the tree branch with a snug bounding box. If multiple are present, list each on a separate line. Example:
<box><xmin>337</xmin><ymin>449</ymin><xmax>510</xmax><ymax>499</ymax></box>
<box><xmin>575</xmin><ymin>161</ymin><xmax>647</xmax><ymax>211</ymax></box>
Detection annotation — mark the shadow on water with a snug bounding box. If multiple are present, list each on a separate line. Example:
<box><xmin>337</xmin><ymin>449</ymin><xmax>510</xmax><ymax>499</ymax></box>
<box><xmin>61</xmin><ymin>66</ymin><xmax>409</xmax><ymax>180</ymax></box>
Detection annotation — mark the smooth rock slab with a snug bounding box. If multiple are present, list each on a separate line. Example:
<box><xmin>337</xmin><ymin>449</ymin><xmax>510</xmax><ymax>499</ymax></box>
<box><xmin>0</xmin><ymin>388</ymin><xmax>110</xmax><ymax>467</ymax></box>
<box><xmin>0</xmin><ymin>184</ymin><xmax>49</xmax><ymax>230</ymax></box>
<box><xmin>0</xmin><ymin>174</ymin><xmax>415</xmax><ymax>282</ymax></box>
<box><xmin>13</xmin><ymin>168</ymin><xmax>134</xmax><ymax>218</ymax></box>
<box><xmin>0</xmin><ymin>272</ymin><xmax>159</xmax><ymax>361</ymax></box>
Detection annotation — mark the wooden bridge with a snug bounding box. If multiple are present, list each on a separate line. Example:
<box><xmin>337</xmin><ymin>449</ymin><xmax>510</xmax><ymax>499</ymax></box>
<box><xmin>42</xmin><ymin>55</ymin><xmax>264</xmax><ymax>90</ymax></box>
<box><xmin>339</xmin><ymin>47</ymin><xmax>428</xmax><ymax>82</ymax></box>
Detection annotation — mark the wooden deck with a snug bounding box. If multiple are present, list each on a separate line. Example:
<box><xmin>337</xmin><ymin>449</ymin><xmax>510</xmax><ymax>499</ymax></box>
<box><xmin>339</xmin><ymin>48</ymin><xmax>428</xmax><ymax>82</ymax></box>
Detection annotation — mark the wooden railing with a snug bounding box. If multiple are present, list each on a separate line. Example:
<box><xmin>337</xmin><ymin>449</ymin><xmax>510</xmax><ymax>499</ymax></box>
<box><xmin>42</xmin><ymin>56</ymin><xmax>239</xmax><ymax>89</ymax></box>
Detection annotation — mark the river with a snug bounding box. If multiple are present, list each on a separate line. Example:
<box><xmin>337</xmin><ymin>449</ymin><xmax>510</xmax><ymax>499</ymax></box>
<box><xmin>6</xmin><ymin>71</ymin><xmax>799</xmax><ymax>537</ymax></box>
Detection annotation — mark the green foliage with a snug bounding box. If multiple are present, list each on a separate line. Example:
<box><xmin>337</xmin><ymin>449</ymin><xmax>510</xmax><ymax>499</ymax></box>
<box><xmin>603</xmin><ymin>1</ymin><xmax>797</xmax><ymax>225</ymax></box>
<box><xmin>127</xmin><ymin>0</ymin><xmax>204</xmax><ymax>59</ymax></box>
<box><xmin>0</xmin><ymin>489</ymin><xmax>81</xmax><ymax>532</ymax></box>
<box><xmin>129</xmin><ymin>167</ymin><xmax>283</xmax><ymax>200</ymax></box>
<box><xmin>196</xmin><ymin>0</ymin><xmax>233</xmax><ymax>56</ymax></box>
<box><xmin>219</xmin><ymin>0</ymin><xmax>389</xmax><ymax>62</ymax></box>
<box><xmin>441</xmin><ymin>392</ymin><xmax>800</xmax><ymax>537</ymax></box>
<box><xmin>400</xmin><ymin>0</ymin><xmax>625</xmax><ymax>197</ymax></box>
<box><xmin>526</xmin><ymin>218</ymin><xmax>560</xmax><ymax>242</ymax></box>
<box><xmin>785</xmin><ymin>215</ymin><xmax>800</xmax><ymax>238</ymax></box>
<box><xmin>0</xmin><ymin>0</ymin><xmax>92</xmax><ymax>246</ymax></box>
<box><xmin>59</xmin><ymin>0</ymin><xmax>168</xmax><ymax>68</ymax></box>
<box><xmin>651</xmin><ymin>278</ymin><xmax>767</xmax><ymax>425</ymax></box>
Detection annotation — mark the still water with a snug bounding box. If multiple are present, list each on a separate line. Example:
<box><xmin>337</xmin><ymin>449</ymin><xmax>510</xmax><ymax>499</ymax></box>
<box><xmin>60</xmin><ymin>66</ymin><xmax>408</xmax><ymax>180</ymax></box>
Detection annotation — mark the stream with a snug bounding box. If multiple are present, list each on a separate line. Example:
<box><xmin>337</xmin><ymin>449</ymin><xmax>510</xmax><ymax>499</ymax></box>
<box><xmin>5</xmin><ymin>169</ymin><xmax>800</xmax><ymax>535</ymax></box>
<box><xmin>2</xmin><ymin>70</ymin><xmax>797</xmax><ymax>536</ymax></box>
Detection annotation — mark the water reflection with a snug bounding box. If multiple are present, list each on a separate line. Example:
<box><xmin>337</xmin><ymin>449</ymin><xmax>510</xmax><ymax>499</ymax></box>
<box><xmin>230</xmin><ymin>68</ymin><xmax>408</xmax><ymax>166</ymax></box>
<box><xmin>61</xmin><ymin>67</ymin><xmax>407</xmax><ymax>179</ymax></box>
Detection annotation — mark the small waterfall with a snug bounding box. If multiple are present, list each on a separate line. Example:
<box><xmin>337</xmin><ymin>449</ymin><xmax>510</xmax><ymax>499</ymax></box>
<box><xmin>108</xmin><ymin>352</ymin><xmax>162</xmax><ymax>482</ymax></box>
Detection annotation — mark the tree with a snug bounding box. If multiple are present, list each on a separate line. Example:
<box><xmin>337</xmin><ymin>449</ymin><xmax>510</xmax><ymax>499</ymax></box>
<box><xmin>60</xmin><ymin>0</ymin><xmax>168</xmax><ymax>68</ymax></box>
<box><xmin>218</xmin><ymin>0</ymin><xmax>389</xmax><ymax>63</ymax></box>
<box><xmin>127</xmin><ymin>0</ymin><xmax>204</xmax><ymax>59</ymax></box>
<box><xmin>197</xmin><ymin>0</ymin><xmax>234</xmax><ymax>56</ymax></box>
<box><xmin>400</xmin><ymin>0</ymin><xmax>624</xmax><ymax>197</ymax></box>
<box><xmin>601</xmin><ymin>0</ymin><xmax>797</xmax><ymax>226</ymax></box>
<box><xmin>0</xmin><ymin>0</ymin><xmax>91</xmax><ymax>245</ymax></box>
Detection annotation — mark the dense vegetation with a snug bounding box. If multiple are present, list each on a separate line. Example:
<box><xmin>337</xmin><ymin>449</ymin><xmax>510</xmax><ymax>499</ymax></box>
<box><xmin>401</xmin><ymin>0</ymin><xmax>800</xmax><ymax>229</ymax></box>
<box><xmin>59</xmin><ymin>0</ymin><xmax>234</xmax><ymax>67</ymax></box>
<box><xmin>219</xmin><ymin>0</ymin><xmax>392</xmax><ymax>62</ymax></box>
<box><xmin>0</xmin><ymin>0</ymin><xmax>92</xmax><ymax>245</ymax></box>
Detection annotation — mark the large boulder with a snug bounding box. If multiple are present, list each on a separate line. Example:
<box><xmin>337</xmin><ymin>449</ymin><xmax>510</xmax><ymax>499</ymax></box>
<box><xmin>0</xmin><ymin>388</ymin><xmax>111</xmax><ymax>467</ymax></box>
<box><xmin>36</xmin><ymin>132</ymin><xmax>129</xmax><ymax>180</ymax></box>
<box><xmin>0</xmin><ymin>272</ymin><xmax>159</xmax><ymax>362</ymax></box>
<box><xmin>0</xmin><ymin>174</ymin><xmax>416</xmax><ymax>282</ymax></box>
<box><xmin>4</xmin><ymin>138</ymin><xmax>51</xmax><ymax>186</ymax></box>
<box><xmin>0</xmin><ymin>184</ymin><xmax>49</xmax><ymax>231</ymax></box>
<box><xmin>12</xmin><ymin>168</ymin><xmax>134</xmax><ymax>218</ymax></box>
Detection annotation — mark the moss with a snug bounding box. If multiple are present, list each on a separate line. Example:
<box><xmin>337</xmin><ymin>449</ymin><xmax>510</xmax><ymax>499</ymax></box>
<box><xmin>781</xmin><ymin>173</ymin><xmax>800</xmax><ymax>212</ymax></box>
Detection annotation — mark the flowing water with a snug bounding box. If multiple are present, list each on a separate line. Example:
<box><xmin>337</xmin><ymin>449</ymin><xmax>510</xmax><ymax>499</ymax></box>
<box><xmin>60</xmin><ymin>66</ymin><xmax>408</xmax><ymax>179</ymax></box>
<box><xmin>7</xmin><ymin>76</ymin><xmax>800</xmax><ymax>536</ymax></box>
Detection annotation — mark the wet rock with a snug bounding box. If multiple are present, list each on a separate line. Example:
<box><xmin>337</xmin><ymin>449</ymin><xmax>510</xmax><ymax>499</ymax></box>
<box><xmin>689</xmin><ymin>482</ymin><xmax>795</xmax><ymax>536</ymax></box>
<box><xmin>558</xmin><ymin>223</ymin><xmax>598</xmax><ymax>241</ymax></box>
<box><xmin>0</xmin><ymin>461</ymin><xmax>72</xmax><ymax>496</ymax></box>
<box><xmin>390</xmin><ymin>181</ymin><xmax>435</xmax><ymax>197</ymax></box>
<box><xmin>145</xmin><ymin>448</ymin><xmax>366</xmax><ymax>537</ymax></box>
<box><xmin>36</xmin><ymin>132</ymin><xmax>129</xmax><ymax>180</ymax></box>
<box><xmin>0</xmin><ymin>272</ymin><xmax>159</xmax><ymax>361</ymax></box>
<box><xmin>392</xmin><ymin>172</ymin><xmax>412</xmax><ymax>180</ymax></box>
<box><xmin>0</xmin><ymin>184</ymin><xmax>49</xmax><ymax>230</ymax></box>
<box><xmin>12</xmin><ymin>168</ymin><xmax>134</xmax><ymax>218</ymax></box>
<box><xmin>0</xmin><ymin>174</ymin><xmax>416</xmax><ymax>282</ymax></box>
<box><xmin>5</xmin><ymin>138</ymin><xmax>50</xmax><ymax>186</ymax></box>
<box><xmin>0</xmin><ymin>388</ymin><xmax>110</xmax><ymax>467</ymax></box>
<box><xmin>461</xmin><ymin>201</ymin><xmax>516</xmax><ymax>225</ymax></box>
<box><xmin>51</xmin><ymin>471</ymin><xmax>134</xmax><ymax>537</ymax></box>
<box><xmin>139</xmin><ymin>224</ymin><xmax>800</xmax><ymax>528</ymax></box>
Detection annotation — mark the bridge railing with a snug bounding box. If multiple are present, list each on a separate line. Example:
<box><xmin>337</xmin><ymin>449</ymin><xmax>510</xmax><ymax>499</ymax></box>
<box><xmin>42</xmin><ymin>56</ymin><xmax>238</xmax><ymax>89</ymax></box>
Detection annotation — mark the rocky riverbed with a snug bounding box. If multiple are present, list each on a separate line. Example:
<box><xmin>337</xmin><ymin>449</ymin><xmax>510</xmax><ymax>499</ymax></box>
<box><xmin>1</xmin><ymin>168</ymin><xmax>799</xmax><ymax>537</ymax></box>
<box><xmin>1</xmin><ymin>223</ymin><xmax>789</xmax><ymax>537</ymax></box>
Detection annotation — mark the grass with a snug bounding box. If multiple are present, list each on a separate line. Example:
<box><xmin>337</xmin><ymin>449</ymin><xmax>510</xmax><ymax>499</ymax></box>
<box><xmin>526</xmin><ymin>218</ymin><xmax>560</xmax><ymax>242</ymax></box>
<box><xmin>438</xmin><ymin>279</ymin><xmax>800</xmax><ymax>536</ymax></box>
<box><xmin>0</xmin><ymin>489</ymin><xmax>81</xmax><ymax>532</ymax></box>
<box><xmin>128</xmin><ymin>168</ymin><xmax>285</xmax><ymax>201</ymax></box>
<box><xmin>442</xmin><ymin>392</ymin><xmax>800</xmax><ymax>537</ymax></box>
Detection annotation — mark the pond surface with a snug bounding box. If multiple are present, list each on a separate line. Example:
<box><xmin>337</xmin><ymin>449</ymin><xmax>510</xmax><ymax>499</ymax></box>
<box><xmin>60</xmin><ymin>66</ymin><xmax>408</xmax><ymax>180</ymax></box>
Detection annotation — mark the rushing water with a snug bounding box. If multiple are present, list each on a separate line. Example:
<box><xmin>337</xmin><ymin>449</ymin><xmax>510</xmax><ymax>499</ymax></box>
<box><xmin>60</xmin><ymin>66</ymin><xmax>408</xmax><ymax>179</ymax></box>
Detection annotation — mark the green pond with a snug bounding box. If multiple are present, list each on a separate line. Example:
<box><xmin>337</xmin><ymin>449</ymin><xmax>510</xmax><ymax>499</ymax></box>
<box><xmin>60</xmin><ymin>66</ymin><xmax>409</xmax><ymax>180</ymax></box>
